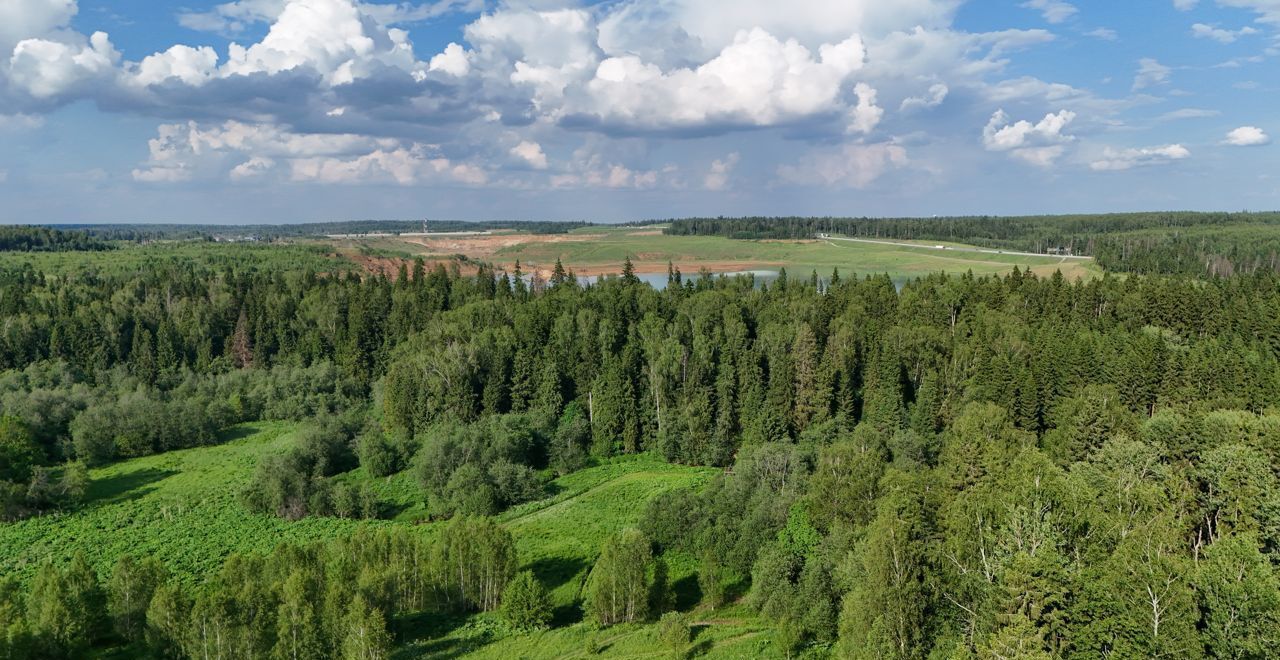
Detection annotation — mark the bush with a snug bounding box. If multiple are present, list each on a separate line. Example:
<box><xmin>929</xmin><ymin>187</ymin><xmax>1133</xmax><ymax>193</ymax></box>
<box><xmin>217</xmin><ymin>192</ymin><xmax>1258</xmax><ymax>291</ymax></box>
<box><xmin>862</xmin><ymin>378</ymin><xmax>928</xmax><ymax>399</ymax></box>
<box><xmin>69</xmin><ymin>405</ymin><xmax>116</xmax><ymax>465</ymax></box>
<box><xmin>0</xmin><ymin>416</ymin><xmax>39</xmax><ymax>482</ymax></box>
<box><xmin>444</xmin><ymin>464</ymin><xmax>499</xmax><ymax>517</ymax></box>
<box><xmin>241</xmin><ymin>417</ymin><xmax>370</xmax><ymax>520</ymax></box>
<box><xmin>414</xmin><ymin>415</ymin><xmax>548</xmax><ymax>518</ymax></box>
<box><xmin>358</xmin><ymin>431</ymin><xmax>399</xmax><ymax>477</ymax></box>
<box><xmin>658</xmin><ymin>611</ymin><xmax>692</xmax><ymax>658</ymax></box>
<box><xmin>487</xmin><ymin>460</ymin><xmax>545</xmax><ymax>506</ymax></box>
<box><xmin>501</xmin><ymin>571</ymin><xmax>553</xmax><ymax>631</ymax></box>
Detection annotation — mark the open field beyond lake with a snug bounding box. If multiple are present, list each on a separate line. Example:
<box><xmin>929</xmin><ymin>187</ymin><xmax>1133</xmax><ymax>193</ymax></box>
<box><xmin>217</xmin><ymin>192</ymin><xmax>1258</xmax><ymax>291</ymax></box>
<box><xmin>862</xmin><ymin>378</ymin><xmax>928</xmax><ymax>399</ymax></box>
<box><xmin>321</xmin><ymin>225</ymin><xmax>1100</xmax><ymax>282</ymax></box>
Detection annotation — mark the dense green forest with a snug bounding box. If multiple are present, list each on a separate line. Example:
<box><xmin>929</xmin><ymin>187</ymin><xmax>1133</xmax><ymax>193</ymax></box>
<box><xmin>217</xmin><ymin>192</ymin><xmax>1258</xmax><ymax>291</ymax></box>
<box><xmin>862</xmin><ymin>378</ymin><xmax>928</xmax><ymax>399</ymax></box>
<box><xmin>2</xmin><ymin>223</ymin><xmax>1280</xmax><ymax>658</ymax></box>
<box><xmin>665</xmin><ymin>213</ymin><xmax>1280</xmax><ymax>276</ymax></box>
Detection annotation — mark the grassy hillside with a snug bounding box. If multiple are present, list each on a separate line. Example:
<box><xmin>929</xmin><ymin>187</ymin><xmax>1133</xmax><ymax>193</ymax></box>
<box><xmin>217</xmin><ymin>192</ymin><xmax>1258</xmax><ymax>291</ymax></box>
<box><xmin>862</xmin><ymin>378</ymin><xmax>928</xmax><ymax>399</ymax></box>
<box><xmin>398</xmin><ymin>459</ymin><xmax>727</xmax><ymax>657</ymax></box>
<box><xmin>0</xmin><ymin>423</ymin><xmax>759</xmax><ymax>657</ymax></box>
<box><xmin>0</xmin><ymin>423</ymin><xmax>376</xmax><ymax>584</ymax></box>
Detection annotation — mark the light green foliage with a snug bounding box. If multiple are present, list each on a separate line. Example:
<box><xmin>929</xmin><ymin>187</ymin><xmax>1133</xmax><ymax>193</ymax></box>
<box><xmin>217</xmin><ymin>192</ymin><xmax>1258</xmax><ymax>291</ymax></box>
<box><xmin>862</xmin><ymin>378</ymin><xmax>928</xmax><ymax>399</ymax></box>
<box><xmin>839</xmin><ymin>472</ymin><xmax>930</xmax><ymax>660</ymax></box>
<box><xmin>976</xmin><ymin>614</ymin><xmax>1052</xmax><ymax>660</ymax></box>
<box><xmin>1195</xmin><ymin>534</ymin><xmax>1280</xmax><ymax>659</ymax></box>
<box><xmin>432</xmin><ymin>516</ymin><xmax>517</xmax><ymax>612</ymax></box>
<box><xmin>341</xmin><ymin>595</ymin><xmax>392</xmax><ymax>660</ymax></box>
<box><xmin>586</xmin><ymin>528</ymin><xmax>653</xmax><ymax>626</ymax></box>
<box><xmin>806</xmin><ymin>433</ymin><xmax>887</xmax><ymax>531</ymax></box>
<box><xmin>698</xmin><ymin>550</ymin><xmax>725</xmax><ymax>608</ymax></box>
<box><xmin>1196</xmin><ymin>443</ymin><xmax>1280</xmax><ymax>544</ymax></box>
<box><xmin>1073</xmin><ymin>518</ymin><xmax>1202</xmax><ymax>659</ymax></box>
<box><xmin>657</xmin><ymin>611</ymin><xmax>692</xmax><ymax>657</ymax></box>
<box><xmin>505</xmin><ymin>455</ymin><xmax>715</xmax><ymax>608</ymax></box>
<box><xmin>501</xmin><ymin>570</ymin><xmax>553</xmax><ymax>631</ymax></box>
<box><xmin>0</xmin><ymin>579</ymin><xmax>33</xmax><ymax>660</ymax></box>
<box><xmin>144</xmin><ymin>582</ymin><xmax>189</xmax><ymax>657</ymax></box>
<box><xmin>106</xmin><ymin>554</ymin><xmax>168</xmax><ymax>641</ymax></box>
<box><xmin>274</xmin><ymin>571</ymin><xmax>325</xmax><ymax>660</ymax></box>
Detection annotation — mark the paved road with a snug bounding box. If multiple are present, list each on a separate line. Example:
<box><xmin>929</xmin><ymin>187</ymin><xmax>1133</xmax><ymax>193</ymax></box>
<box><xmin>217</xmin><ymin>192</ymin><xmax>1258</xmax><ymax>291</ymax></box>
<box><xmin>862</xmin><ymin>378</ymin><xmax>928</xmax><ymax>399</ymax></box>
<box><xmin>822</xmin><ymin>235</ymin><xmax>1093</xmax><ymax>260</ymax></box>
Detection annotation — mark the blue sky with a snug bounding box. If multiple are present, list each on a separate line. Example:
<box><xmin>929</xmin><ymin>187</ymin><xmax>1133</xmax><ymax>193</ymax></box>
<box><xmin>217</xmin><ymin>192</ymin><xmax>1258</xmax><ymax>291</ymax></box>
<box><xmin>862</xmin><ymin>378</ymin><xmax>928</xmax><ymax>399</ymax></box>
<box><xmin>0</xmin><ymin>0</ymin><xmax>1276</xmax><ymax>223</ymax></box>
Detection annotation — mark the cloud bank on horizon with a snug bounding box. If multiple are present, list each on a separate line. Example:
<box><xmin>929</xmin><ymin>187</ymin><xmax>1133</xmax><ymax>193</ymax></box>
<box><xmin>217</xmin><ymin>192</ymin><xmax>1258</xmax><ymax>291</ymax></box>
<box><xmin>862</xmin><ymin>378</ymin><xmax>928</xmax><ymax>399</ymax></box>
<box><xmin>0</xmin><ymin>0</ymin><xmax>1276</xmax><ymax>222</ymax></box>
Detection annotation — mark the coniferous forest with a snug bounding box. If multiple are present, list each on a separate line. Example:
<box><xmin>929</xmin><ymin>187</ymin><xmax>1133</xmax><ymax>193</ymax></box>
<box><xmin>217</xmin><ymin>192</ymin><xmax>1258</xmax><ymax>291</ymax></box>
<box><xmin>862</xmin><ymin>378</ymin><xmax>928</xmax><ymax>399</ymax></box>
<box><xmin>1</xmin><ymin>221</ymin><xmax>1280</xmax><ymax>659</ymax></box>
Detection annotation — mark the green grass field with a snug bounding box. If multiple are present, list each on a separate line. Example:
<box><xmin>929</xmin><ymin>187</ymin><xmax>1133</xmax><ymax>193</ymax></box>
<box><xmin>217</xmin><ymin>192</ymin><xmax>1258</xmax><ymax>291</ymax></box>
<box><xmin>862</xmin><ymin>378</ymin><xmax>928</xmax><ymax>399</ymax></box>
<box><xmin>0</xmin><ymin>423</ymin><xmax>765</xmax><ymax>658</ymax></box>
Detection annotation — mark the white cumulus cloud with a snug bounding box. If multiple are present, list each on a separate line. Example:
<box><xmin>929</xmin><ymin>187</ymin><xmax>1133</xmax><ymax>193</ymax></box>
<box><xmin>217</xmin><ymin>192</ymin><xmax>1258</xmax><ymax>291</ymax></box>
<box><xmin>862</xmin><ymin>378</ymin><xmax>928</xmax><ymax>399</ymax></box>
<box><xmin>428</xmin><ymin>42</ymin><xmax>470</xmax><ymax>76</ymax></box>
<box><xmin>847</xmin><ymin>82</ymin><xmax>883</xmax><ymax>134</ymax></box>
<box><xmin>570</xmin><ymin>29</ymin><xmax>867</xmax><ymax>132</ymax></box>
<box><xmin>510</xmin><ymin>140</ymin><xmax>548</xmax><ymax>169</ymax></box>
<box><xmin>1223</xmin><ymin>126</ymin><xmax>1270</xmax><ymax>146</ymax></box>
<box><xmin>8</xmin><ymin>31</ymin><xmax>119</xmax><ymax>99</ymax></box>
<box><xmin>1090</xmin><ymin>144</ymin><xmax>1190</xmax><ymax>171</ymax></box>
<box><xmin>1191</xmin><ymin>23</ymin><xmax>1259</xmax><ymax>43</ymax></box>
<box><xmin>220</xmin><ymin>0</ymin><xmax>418</xmax><ymax>85</ymax></box>
<box><xmin>0</xmin><ymin>0</ymin><xmax>77</xmax><ymax>58</ymax></box>
<box><xmin>129</xmin><ymin>45</ymin><xmax>219</xmax><ymax>87</ymax></box>
<box><xmin>983</xmin><ymin>109</ymin><xmax>1076</xmax><ymax>167</ymax></box>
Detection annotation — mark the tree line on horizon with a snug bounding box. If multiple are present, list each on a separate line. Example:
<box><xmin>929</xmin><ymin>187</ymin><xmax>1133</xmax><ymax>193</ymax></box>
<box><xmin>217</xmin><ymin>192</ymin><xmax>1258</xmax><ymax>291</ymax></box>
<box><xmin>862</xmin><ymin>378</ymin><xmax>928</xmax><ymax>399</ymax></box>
<box><xmin>664</xmin><ymin>212</ymin><xmax>1280</xmax><ymax>277</ymax></box>
<box><xmin>13</xmin><ymin>211</ymin><xmax>1280</xmax><ymax>278</ymax></box>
